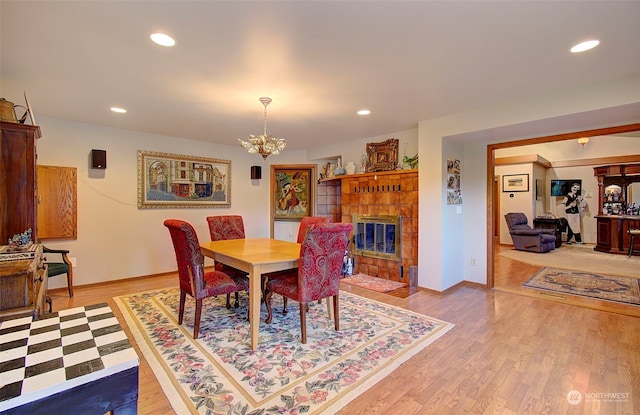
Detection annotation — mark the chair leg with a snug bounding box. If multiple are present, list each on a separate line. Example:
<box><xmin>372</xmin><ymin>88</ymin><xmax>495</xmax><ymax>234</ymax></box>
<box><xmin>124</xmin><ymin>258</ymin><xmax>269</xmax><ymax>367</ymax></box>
<box><xmin>300</xmin><ymin>302</ymin><xmax>307</xmax><ymax>344</ymax></box>
<box><xmin>225</xmin><ymin>293</ymin><xmax>231</xmax><ymax>308</ymax></box>
<box><xmin>282</xmin><ymin>297</ymin><xmax>288</xmax><ymax>314</ymax></box>
<box><xmin>264</xmin><ymin>290</ymin><xmax>274</xmax><ymax>324</ymax></box>
<box><xmin>333</xmin><ymin>295</ymin><xmax>340</xmax><ymax>331</ymax></box>
<box><xmin>193</xmin><ymin>299</ymin><xmax>202</xmax><ymax>339</ymax></box>
<box><xmin>67</xmin><ymin>269</ymin><xmax>74</xmax><ymax>297</ymax></box>
<box><xmin>234</xmin><ymin>292</ymin><xmax>240</xmax><ymax>308</ymax></box>
<box><xmin>178</xmin><ymin>290</ymin><xmax>187</xmax><ymax>325</ymax></box>
<box><xmin>629</xmin><ymin>235</ymin><xmax>635</xmax><ymax>257</ymax></box>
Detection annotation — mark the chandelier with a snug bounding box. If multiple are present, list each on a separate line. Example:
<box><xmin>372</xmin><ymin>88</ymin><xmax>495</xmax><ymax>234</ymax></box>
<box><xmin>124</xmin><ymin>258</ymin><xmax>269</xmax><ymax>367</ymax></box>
<box><xmin>238</xmin><ymin>97</ymin><xmax>286</xmax><ymax>159</ymax></box>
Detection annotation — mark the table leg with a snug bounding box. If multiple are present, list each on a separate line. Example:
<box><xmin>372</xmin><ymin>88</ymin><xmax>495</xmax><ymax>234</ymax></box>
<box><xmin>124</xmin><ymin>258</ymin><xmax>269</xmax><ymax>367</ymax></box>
<box><xmin>249</xmin><ymin>265</ymin><xmax>261</xmax><ymax>350</ymax></box>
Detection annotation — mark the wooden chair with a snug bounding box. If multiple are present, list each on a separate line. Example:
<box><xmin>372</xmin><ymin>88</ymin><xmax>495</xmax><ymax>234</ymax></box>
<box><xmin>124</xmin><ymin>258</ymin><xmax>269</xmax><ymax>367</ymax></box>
<box><xmin>164</xmin><ymin>219</ymin><xmax>249</xmax><ymax>339</ymax></box>
<box><xmin>43</xmin><ymin>246</ymin><xmax>74</xmax><ymax>297</ymax></box>
<box><xmin>627</xmin><ymin>217</ymin><xmax>640</xmax><ymax>257</ymax></box>
<box><xmin>264</xmin><ymin>222</ymin><xmax>353</xmax><ymax>344</ymax></box>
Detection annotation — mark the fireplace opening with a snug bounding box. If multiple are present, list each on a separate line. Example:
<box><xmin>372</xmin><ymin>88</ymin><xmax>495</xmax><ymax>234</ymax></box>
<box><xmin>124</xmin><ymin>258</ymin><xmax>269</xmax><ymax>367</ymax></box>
<box><xmin>352</xmin><ymin>214</ymin><xmax>401</xmax><ymax>261</ymax></box>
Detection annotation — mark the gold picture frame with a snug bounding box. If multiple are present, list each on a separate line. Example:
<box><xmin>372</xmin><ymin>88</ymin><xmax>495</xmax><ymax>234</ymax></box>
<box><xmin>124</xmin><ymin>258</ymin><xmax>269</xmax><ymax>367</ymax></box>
<box><xmin>365</xmin><ymin>138</ymin><xmax>399</xmax><ymax>172</ymax></box>
<box><xmin>137</xmin><ymin>150</ymin><xmax>231</xmax><ymax>208</ymax></box>
<box><xmin>270</xmin><ymin>164</ymin><xmax>316</xmax><ymax>221</ymax></box>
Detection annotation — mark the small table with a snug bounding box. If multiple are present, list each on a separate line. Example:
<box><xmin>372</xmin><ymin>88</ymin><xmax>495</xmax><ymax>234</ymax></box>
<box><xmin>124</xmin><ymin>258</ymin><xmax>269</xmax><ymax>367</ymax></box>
<box><xmin>533</xmin><ymin>217</ymin><xmax>567</xmax><ymax>248</ymax></box>
<box><xmin>0</xmin><ymin>303</ymin><xmax>139</xmax><ymax>414</ymax></box>
<box><xmin>200</xmin><ymin>238</ymin><xmax>300</xmax><ymax>350</ymax></box>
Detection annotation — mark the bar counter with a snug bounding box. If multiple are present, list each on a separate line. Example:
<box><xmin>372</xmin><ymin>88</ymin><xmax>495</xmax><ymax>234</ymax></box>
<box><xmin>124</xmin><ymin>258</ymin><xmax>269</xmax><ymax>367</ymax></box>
<box><xmin>594</xmin><ymin>215</ymin><xmax>640</xmax><ymax>256</ymax></box>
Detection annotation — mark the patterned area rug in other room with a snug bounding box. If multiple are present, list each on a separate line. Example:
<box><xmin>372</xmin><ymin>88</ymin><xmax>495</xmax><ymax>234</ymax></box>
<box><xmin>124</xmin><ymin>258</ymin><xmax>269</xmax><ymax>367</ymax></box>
<box><xmin>114</xmin><ymin>288</ymin><xmax>454</xmax><ymax>415</ymax></box>
<box><xmin>341</xmin><ymin>273</ymin><xmax>407</xmax><ymax>292</ymax></box>
<box><xmin>524</xmin><ymin>267</ymin><xmax>640</xmax><ymax>305</ymax></box>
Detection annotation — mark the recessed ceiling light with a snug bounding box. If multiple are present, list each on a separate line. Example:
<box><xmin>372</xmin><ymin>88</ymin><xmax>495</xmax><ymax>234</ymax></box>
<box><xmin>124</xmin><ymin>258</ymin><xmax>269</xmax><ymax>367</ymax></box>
<box><xmin>150</xmin><ymin>33</ymin><xmax>175</xmax><ymax>47</ymax></box>
<box><xmin>570</xmin><ymin>40</ymin><xmax>600</xmax><ymax>53</ymax></box>
<box><xmin>357</xmin><ymin>109</ymin><xmax>371</xmax><ymax>115</ymax></box>
<box><xmin>110</xmin><ymin>107</ymin><xmax>127</xmax><ymax>113</ymax></box>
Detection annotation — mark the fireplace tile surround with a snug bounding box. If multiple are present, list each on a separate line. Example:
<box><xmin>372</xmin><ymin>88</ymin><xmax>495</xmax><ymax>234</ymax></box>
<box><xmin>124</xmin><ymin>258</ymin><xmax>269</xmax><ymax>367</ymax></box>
<box><xmin>317</xmin><ymin>169</ymin><xmax>418</xmax><ymax>284</ymax></box>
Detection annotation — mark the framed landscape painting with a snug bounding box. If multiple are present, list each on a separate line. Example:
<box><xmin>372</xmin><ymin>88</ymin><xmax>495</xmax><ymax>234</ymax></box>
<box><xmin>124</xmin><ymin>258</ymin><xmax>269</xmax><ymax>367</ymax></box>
<box><xmin>137</xmin><ymin>150</ymin><xmax>231</xmax><ymax>208</ymax></box>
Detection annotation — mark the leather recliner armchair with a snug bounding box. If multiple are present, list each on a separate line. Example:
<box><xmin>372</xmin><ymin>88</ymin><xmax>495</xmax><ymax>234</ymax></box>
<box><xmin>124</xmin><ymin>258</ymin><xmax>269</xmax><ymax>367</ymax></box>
<box><xmin>504</xmin><ymin>212</ymin><xmax>556</xmax><ymax>253</ymax></box>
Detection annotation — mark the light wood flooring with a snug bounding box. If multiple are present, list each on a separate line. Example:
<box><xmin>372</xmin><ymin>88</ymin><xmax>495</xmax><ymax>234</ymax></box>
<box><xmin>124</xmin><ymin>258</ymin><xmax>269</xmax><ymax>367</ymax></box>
<box><xmin>47</xmin><ymin>260</ymin><xmax>640</xmax><ymax>415</ymax></box>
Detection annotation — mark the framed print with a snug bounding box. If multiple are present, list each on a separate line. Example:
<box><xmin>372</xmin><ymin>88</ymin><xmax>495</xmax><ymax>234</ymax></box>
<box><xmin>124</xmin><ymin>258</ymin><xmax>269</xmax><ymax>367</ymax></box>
<box><xmin>502</xmin><ymin>173</ymin><xmax>529</xmax><ymax>192</ymax></box>
<box><xmin>365</xmin><ymin>138</ymin><xmax>399</xmax><ymax>172</ymax></box>
<box><xmin>137</xmin><ymin>150</ymin><xmax>231</xmax><ymax>208</ymax></box>
<box><xmin>271</xmin><ymin>165</ymin><xmax>315</xmax><ymax>220</ymax></box>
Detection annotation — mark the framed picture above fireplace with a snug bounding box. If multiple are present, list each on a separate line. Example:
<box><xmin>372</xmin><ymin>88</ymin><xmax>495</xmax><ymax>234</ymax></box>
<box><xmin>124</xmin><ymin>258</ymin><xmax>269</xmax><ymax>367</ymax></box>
<box><xmin>365</xmin><ymin>138</ymin><xmax>399</xmax><ymax>172</ymax></box>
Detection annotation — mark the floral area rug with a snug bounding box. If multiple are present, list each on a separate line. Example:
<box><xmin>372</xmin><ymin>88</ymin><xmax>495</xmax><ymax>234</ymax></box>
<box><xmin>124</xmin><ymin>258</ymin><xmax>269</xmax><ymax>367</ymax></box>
<box><xmin>114</xmin><ymin>288</ymin><xmax>453</xmax><ymax>415</ymax></box>
<box><xmin>341</xmin><ymin>273</ymin><xmax>407</xmax><ymax>292</ymax></box>
<box><xmin>524</xmin><ymin>267</ymin><xmax>640</xmax><ymax>305</ymax></box>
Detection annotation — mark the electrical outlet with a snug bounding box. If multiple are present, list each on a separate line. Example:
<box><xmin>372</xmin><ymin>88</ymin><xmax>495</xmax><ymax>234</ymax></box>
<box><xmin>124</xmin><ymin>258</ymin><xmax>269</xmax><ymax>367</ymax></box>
<box><xmin>70</xmin><ymin>257</ymin><xmax>77</xmax><ymax>267</ymax></box>
<box><xmin>471</xmin><ymin>258</ymin><xmax>477</xmax><ymax>266</ymax></box>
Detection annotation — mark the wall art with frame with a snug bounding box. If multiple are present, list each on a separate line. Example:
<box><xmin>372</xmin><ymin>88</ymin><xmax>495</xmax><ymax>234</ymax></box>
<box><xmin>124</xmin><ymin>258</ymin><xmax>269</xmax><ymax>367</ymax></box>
<box><xmin>502</xmin><ymin>173</ymin><xmax>529</xmax><ymax>192</ymax></box>
<box><xmin>137</xmin><ymin>150</ymin><xmax>231</xmax><ymax>208</ymax></box>
<box><xmin>271</xmin><ymin>165</ymin><xmax>316</xmax><ymax>220</ymax></box>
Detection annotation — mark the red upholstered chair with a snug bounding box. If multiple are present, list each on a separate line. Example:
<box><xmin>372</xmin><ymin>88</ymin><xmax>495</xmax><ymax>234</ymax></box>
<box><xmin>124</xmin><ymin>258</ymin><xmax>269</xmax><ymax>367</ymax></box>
<box><xmin>264</xmin><ymin>222</ymin><xmax>353</xmax><ymax>344</ymax></box>
<box><xmin>206</xmin><ymin>215</ymin><xmax>248</xmax><ymax>307</ymax></box>
<box><xmin>264</xmin><ymin>217</ymin><xmax>331</xmax><ymax>313</ymax></box>
<box><xmin>296</xmin><ymin>216</ymin><xmax>331</xmax><ymax>244</ymax></box>
<box><xmin>164</xmin><ymin>219</ymin><xmax>249</xmax><ymax>339</ymax></box>
<box><xmin>206</xmin><ymin>215</ymin><xmax>245</xmax><ymax>241</ymax></box>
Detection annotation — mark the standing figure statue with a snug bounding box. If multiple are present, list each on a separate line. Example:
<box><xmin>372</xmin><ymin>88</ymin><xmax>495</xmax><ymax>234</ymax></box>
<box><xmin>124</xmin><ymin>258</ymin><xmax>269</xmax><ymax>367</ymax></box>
<box><xmin>562</xmin><ymin>182</ymin><xmax>586</xmax><ymax>244</ymax></box>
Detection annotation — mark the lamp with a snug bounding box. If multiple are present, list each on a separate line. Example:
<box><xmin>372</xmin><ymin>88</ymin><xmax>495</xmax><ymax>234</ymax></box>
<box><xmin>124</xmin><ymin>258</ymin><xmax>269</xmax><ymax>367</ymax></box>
<box><xmin>238</xmin><ymin>97</ymin><xmax>286</xmax><ymax>159</ymax></box>
<box><xmin>577</xmin><ymin>137</ymin><xmax>589</xmax><ymax>147</ymax></box>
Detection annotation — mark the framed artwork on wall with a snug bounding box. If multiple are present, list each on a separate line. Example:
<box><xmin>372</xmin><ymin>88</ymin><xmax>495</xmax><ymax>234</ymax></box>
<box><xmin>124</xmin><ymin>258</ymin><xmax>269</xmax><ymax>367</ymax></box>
<box><xmin>271</xmin><ymin>165</ymin><xmax>316</xmax><ymax>220</ymax></box>
<box><xmin>365</xmin><ymin>138</ymin><xmax>399</xmax><ymax>172</ymax></box>
<box><xmin>137</xmin><ymin>150</ymin><xmax>231</xmax><ymax>208</ymax></box>
<box><xmin>502</xmin><ymin>173</ymin><xmax>529</xmax><ymax>192</ymax></box>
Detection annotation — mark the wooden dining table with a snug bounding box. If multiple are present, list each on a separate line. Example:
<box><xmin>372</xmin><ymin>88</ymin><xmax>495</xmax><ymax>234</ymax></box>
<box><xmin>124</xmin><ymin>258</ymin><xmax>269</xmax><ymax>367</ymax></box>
<box><xmin>200</xmin><ymin>238</ymin><xmax>300</xmax><ymax>350</ymax></box>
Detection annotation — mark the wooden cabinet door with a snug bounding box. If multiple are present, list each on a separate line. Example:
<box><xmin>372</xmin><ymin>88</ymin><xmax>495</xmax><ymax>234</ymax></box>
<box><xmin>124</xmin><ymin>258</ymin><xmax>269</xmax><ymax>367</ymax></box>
<box><xmin>0</xmin><ymin>121</ymin><xmax>40</xmax><ymax>243</ymax></box>
<box><xmin>37</xmin><ymin>165</ymin><xmax>77</xmax><ymax>239</ymax></box>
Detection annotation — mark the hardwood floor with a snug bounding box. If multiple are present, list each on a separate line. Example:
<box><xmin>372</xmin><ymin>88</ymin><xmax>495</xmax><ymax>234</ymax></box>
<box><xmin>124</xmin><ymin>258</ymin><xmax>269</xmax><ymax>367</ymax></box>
<box><xmin>48</xmin><ymin>268</ymin><xmax>640</xmax><ymax>415</ymax></box>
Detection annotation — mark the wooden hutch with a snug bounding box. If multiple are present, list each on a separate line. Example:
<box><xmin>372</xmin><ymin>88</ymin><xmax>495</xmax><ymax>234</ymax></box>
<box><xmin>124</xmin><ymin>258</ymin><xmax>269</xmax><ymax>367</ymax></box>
<box><xmin>0</xmin><ymin>121</ymin><xmax>48</xmax><ymax>319</ymax></box>
<box><xmin>593</xmin><ymin>163</ymin><xmax>640</xmax><ymax>255</ymax></box>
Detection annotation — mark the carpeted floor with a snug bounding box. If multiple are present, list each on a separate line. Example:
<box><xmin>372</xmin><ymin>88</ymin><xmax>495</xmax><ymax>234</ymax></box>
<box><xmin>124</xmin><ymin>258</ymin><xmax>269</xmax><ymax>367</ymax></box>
<box><xmin>341</xmin><ymin>273</ymin><xmax>407</xmax><ymax>292</ymax></box>
<box><xmin>500</xmin><ymin>243</ymin><xmax>639</xmax><ymax>279</ymax></box>
<box><xmin>115</xmin><ymin>288</ymin><xmax>454</xmax><ymax>414</ymax></box>
<box><xmin>524</xmin><ymin>267</ymin><xmax>640</xmax><ymax>305</ymax></box>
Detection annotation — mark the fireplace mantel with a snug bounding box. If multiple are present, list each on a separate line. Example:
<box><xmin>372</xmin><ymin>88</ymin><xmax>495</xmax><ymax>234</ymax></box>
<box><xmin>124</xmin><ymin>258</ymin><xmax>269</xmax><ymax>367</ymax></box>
<box><xmin>319</xmin><ymin>168</ymin><xmax>418</xmax><ymax>183</ymax></box>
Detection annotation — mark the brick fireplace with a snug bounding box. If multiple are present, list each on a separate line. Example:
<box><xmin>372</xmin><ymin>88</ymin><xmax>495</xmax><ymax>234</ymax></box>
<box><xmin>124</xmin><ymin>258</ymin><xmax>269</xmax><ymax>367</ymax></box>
<box><xmin>317</xmin><ymin>169</ymin><xmax>418</xmax><ymax>284</ymax></box>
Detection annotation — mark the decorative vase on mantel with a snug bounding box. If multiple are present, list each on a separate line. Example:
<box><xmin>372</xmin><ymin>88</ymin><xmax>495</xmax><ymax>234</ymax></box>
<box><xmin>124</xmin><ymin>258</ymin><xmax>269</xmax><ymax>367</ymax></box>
<box><xmin>334</xmin><ymin>160</ymin><xmax>346</xmax><ymax>176</ymax></box>
<box><xmin>345</xmin><ymin>162</ymin><xmax>356</xmax><ymax>175</ymax></box>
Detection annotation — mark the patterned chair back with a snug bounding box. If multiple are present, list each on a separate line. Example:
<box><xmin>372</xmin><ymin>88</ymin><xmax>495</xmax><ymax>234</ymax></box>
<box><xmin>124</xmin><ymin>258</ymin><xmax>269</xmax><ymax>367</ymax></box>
<box><xmin>164</xmin><ymin>219</ymin><xmax>204</xmax><ymax>296</ymax></box>
<box><xmin>296</xmin><ymin>216</ymin><xmax>331</xmax><ymax>243</ymax></box>
<box><xmin>206</xmin><ymin>215</ymin><xmax>246</xmax><ymax>241</ymax></box>
<box><xmin>297</xmin><ymin>222</ymin><xmax>353</xmax><ymax>303</ymax></box>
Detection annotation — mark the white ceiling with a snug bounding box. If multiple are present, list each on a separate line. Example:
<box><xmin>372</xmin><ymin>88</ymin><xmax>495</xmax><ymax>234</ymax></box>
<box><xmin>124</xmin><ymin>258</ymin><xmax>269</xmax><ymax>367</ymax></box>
<box><xmin>2</xmin><ymin>1</ymin><xmax>639</xmax><ymax>151</ymax></box>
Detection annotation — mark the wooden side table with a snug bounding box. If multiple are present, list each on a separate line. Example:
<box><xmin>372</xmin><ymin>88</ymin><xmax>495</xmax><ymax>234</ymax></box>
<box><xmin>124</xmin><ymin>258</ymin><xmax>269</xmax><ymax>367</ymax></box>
<box><xmin>0</xmin><ymin>303</ymin><xmax>139</xmax><ymax>414</ymax></box>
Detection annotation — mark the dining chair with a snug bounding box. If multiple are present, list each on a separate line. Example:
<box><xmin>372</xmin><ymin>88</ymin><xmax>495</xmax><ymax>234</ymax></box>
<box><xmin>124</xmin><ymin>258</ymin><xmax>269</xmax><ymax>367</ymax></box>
<box><xmin>264</xmin><ymin>222</ymin><xmax>353</xmax><ymax>344</ymax></box>
<box><xmin>264</xmin><ymin>216</ymin><xmax>332</xmax><ymax>314</ymax></box>
<box><xmin>206</xmin><ymin>215</ymin><xmax>248</xmax><ymax>307</ymax></box>
<box><xmin>164</xmin><ymin>219</ymin><xmax>249</xmax><ymax>339</ymax></box>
